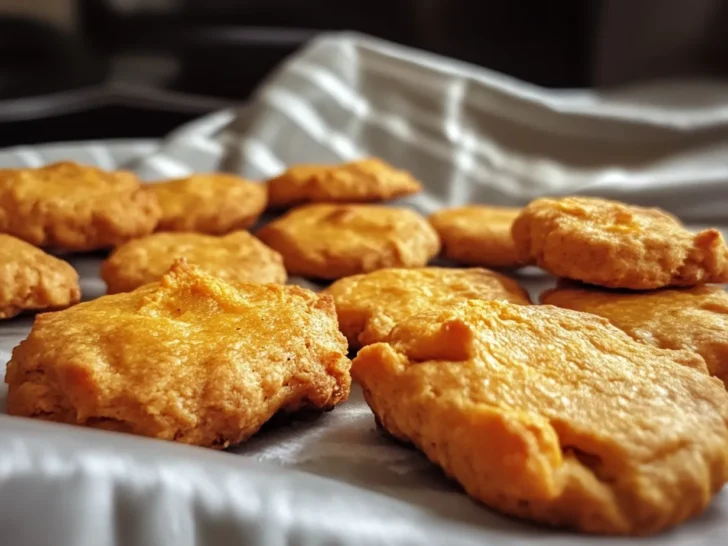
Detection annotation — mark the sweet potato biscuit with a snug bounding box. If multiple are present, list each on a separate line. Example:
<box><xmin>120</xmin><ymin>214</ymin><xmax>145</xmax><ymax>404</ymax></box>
<box><xmin>325</xmin><ymin>267</ymin><xmax>530</xmax><ymax>348</ymax></box>
<box><xmin>352</xmin><ymin>299</ymin><xmax>728</xmax><ymax>535</ymax></box>
<box><xmin>101</xmin><ymin>231</ymin><xmax>286</xmax><ymax>294</ymax></box>
<box><xmin>148</xmin><ymin>173</ymin><xmax>267</xmax><ymax>234</ymax></box>
<box><xmin>257</xmin><ymin>204</ymin><xmax>440</xmax><ymax>280</ymax></box>
<box><xmin>0</xmin><ymin>234</ymin><xmax>81</xmax><ymax>319</ymax></box>
<box><xmin>511</xmin><ymin>196</ymin><xmax>728</xmax><ymax>289</ymax></box>
<box><xmin>266</xmin><ymin>158</ymin><xmax>422</xmax><ymax>208</ymax></box>
<box><xmin>542</xmin><ymin>283</ymin><xmax>728</xmax><ymax>386</ymax></box>
<box><xmin>6</xmin><ymin>261</ymin><xmax>351</xmax><ymax>449</ymax></box>
<box><xmin>0</xmin><ymin>162</ymin><xmax>160</xmax><ymax>251</ymax></box>
<box><xmin>429</xmin><ymin>206</ymin><xmax>523</xmax><ymax>268</ymax></box>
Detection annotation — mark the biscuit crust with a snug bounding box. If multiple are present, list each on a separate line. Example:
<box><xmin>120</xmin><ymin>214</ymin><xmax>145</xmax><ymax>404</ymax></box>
<box><xmin>148</xmin><ymin>174</ymin><xmax>267</xmax><ymax>234</ymax></box>
<box><xmin>101</xmin><ymin>231</ymin><xmax>286</xmax><ymax>294</ymax></box>
<box><xmin>512</xmin><ymin>197</ymin><xmax>728</xmax><ymax>289</ymax></box>
<box><xmin>352</xmin><ymin>300</ymin><xmax>728</xmax><ymax>535</ymax></box>
<box><xmin>0</xmin><ymin>234</ymin><xmax>81</xmax><ymax>319</ymax></box>
<box><xmin>6</xmin><ymin>262</ymin><xmax>351</xmax><ymax>449</ymax></box>
<box><xmin>266</xmin><ymin>158</ymin><xmax>422</xmax><ymax>208</ymax></box>
<box><xmin>257</xmin><ymin>204</ymin><xmax>440</xmax><ymax>280</ymax></box>
<box><xmin>542</xmin><ymin>283</ymin><xmax>728</xmax><ymax>386</ymax></box>
<box><xmin>0</xmin><ymin>162</ymin><xmax>160</xmax><ymax>251</ymax></box>
<box><xmin>325</xmin><ymin>267</ymin><xmax>530</xmax><ymax>348</ymax></box>
<box><xmin>429</xmin><ymin>206</ymin><xmax>523</xmax><ymax>268</ymax></box>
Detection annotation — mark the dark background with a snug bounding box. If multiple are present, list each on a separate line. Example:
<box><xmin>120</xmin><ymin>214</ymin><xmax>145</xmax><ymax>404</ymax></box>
<box><xmin>1</xmin><ymin>0</ymin><xmax>727</xmax><ymax>147</ymax></box>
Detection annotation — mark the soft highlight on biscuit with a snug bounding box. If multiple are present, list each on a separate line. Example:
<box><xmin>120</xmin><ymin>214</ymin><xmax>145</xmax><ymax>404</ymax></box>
<box><xmin>266</xmin><ymin>157</ymin><xmax>422</xmax><ymax>208</ymax></box>
<box><xmin>542</xmin><ymin>283</ymin><xmax>728</xmax><ymax>386</ymax></box>
<box><xmin>6</xmin><ymin>261</ymin><xmax>351</xmax><ymax>449</ymax></box>
<box><xmin>0</xmin><ymin>161</ymin><xmax>160</xmax><ymax>251</ymax></box>
<box><xmin>353</xmin><ymin>299</ymin><xmax>728</xmax><ymax>535</ymax></box>
<box><xmin>512</xmin><ymin>196</ymin><xmax>728</xmax><ymax>289</ymax></box>
<box><xmin>101</xmin><ymin>231</ymin><xmax>286</xmax><ymax>294</ymax></box>
<box><xmin>147</xmin><ymin>173</ymin><xmax>267</xmax><ymax>234</ymax></box>
<box><xmin>257</xmin><ymin>204</ymin><xmax>441</xmax><ymax>280</ymax></box>
<box><xmin>325</xmin><ymin>266</ymin><xmax>530</xmax><ymax>349</ymax></box>
<box><xmin>0</xmin><ymin>234</ymin><xmax>81</xmax><ymax>319</ymax></box>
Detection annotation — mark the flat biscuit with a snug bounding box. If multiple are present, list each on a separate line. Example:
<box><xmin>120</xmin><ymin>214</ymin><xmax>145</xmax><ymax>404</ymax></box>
<box><xmin>324</xmin><ymin>267</ymin><xmax>530</xmax><ymax>348</ymax></box>
<box><xmin>542</xmin><ymin>283</ymin><xmax>728</xmax><ymax>386</ymax></box>
<box><xmin>257</xmin><ymin>204</ymin><xmax>440</xmax><ymax>280</ymax></box>
<box><xmin>0</xmin><ymin>234</ymin><xmax>81</xmax><ymax>319</ymax></box>
<box><xmin>101</xmin><ymin>231</ymin><xmax>287</xmax><ymax>294</ymax></box>
<box><xmin>6</xmin><ymin>261</ymin><xmax>351</xmax><ymax>449</ymax></box>
<box><xmin>512</xmin><ymin>196</ymin><xmax>728</xmax><ymax>289</ymax></box>
<box><xmin>352</xmin><ymin>299</ymin><xmax>728</xmax><ymax>535</ymax></box>
<box><xmin>148</xmin><ymin>173</ymin><xmax>267</xmax><ymax>234</ymax></box>
<box><xmin>266</xmin><ymin>158</ymin><xmax>422</xmax><ymax>208</ymax></box>
<box><xmin>429</xmin><ymin>205</ymin><xmax>523</xmax><ymax>268</ymax></box>
<box><xmin>0</xmin><ymin>162</ymin><xmax>160</xmax><ymax>251</ymax></box>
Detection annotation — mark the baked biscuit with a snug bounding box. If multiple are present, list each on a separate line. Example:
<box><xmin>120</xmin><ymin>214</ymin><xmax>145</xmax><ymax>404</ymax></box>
<box><xmin>6</xmin><ymin>261</ymin><xmax>351</xmax><ymax>449</ymax></box>
<box><xmin>0</xmin><ymin>234</ymin><xmax>81</xmax><ymax>319</ymax></box>
<box><xmin>148</xmin><ymin>173</ymin><xmax>267</xmax><ymax>234</ymax></box>
<box><xmin>542</xmin><ymin>283</ymin><xmax>728</xmax><ymax>386</ymax></box>
<box><xmin>352</xmin><ymin>300</ymin><xmax>728</xmax><ymax>535</ymax></box>
<box><xmin>512</xmin><ymin>196</ymin><xmax>728</xmax><ymax>289</ymax></box>
<box><xmin>257</xmin><ymin>204</ymin><xmax>440</xmax><ymax>280</ymax></box>
<box><xmin>325</xmin><ymin>267</ymin><xmax>530</xmax><ymax>348</ymax></box>
<box><xmin>266</xmin><ymin>158</ymin><xmax>422</xmax><ymax>208</ymax></box>
<box><xmin>429</xmin><ymin>205</ymin><xmax>523</xmax><ymax>268</ymax></box>
<box><xmin>0</xmin><ymin>162</ymin><xmax>160</xmax><ymax>251</ymax></box>
<box><xmin>101</xmin><ymin>231</ymin><xmax>286</xmax><ymax>294</ymax></box>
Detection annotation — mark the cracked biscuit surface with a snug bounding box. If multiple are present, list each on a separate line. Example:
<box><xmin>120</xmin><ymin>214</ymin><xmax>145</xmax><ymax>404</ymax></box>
<box><xmin>257</xmin><ymin>204</ymin><xmax>440</xmax><ymax>280</ymax></box>
<box><xmin>148</xmin><ymin>174</ymin><xmax>267</xmax><ymax>234</ymax></box>
<box><xmin>266</xmin><ymin>158</ymin><xmax>422</xmax><ymax>208</ymax></box>
<box><xmin>325</xmin><ymin>267</ymin><xmax>530</xmax><ymax>349</ymax></box>
<box><xmin>542</xmin><ymin>283</ymin><xmax>728</xmax><ymax>386</ymax></box>
<box><xmin>352</xmin><ymin>299</ymin><xmax>728</xmax><ymax>535</ymax></box>
<box><xmin>512</xmin><ymin>196</ymin><xmax>728</xmax><ymax>289</ymax></box>
<box><xmin>0</xmin><ymin>234</ymin><xmax>81</xmax><ymax>319</ymax></box>
<box><xmin>429</xmin><ymin>205</ymin><xmax>523</xmax><ymax>268</ymax></box>
<box><xmin>6</xmin><ymin>261</ymin><xmax>351</xmax><ymax>449</ymax></box>
<box><xmin>101</xmin><ymin>231</ymin><xmax>286</xmax><ymax>294</ymax></box>
<box><xmin>0</xmin><ymin>162</ymin><xmax>160</xmax><ymax>251</ymax></box>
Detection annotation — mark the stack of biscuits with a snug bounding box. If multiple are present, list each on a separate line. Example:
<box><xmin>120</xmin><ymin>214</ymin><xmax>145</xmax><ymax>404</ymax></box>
<box><xmin>1</xmin><ymin>158</ymin><xmax>727</xmax><ymax>536</ymax></box>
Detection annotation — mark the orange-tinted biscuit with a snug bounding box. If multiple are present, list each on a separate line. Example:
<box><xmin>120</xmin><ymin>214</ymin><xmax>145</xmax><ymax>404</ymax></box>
<box><xmin>512</xmin><ymin>196</ymin><xmax>728</xmax><ymax>289</ymax></box>
<box><xmin>429</xmin><ymin>205</ymin><xmax>523</xmax><ymax>268</ymax></box>
<box><xmin>266</xmin><ymin>158</ymin><xmax>422</xmax><ymax>208</ymax></box>
<box><xmin>0</xmin><ymin>234</ymin><xmax>81</xmax><ymax>319</ymax></box>
<box><xmin>148</xmin><ymin>173</ymin><xmax>267</xmax><ymax>234</ymax></box>
<box><xmin>6</xmin><ymin>261</ymin><xmax>351</xmax><ymax>449</ymax></box>
<box><xmin>325</xmin><ymin>267</ymin><xmax>530</xmax><ymax>348</ymax></box>
<box><xmin>542</xmin><ymin>283</ymin><xmax>728</xmax><ymax>385</ymax></box>
<box><xmin>101</xmin><ymin>231</ymin><xmax>286</xmax><ymax>294</ymax></box>
<box><xmin>0</xmin><ymin>162</ymin><xmax>160</xmax><ymax>251</ymax></box>
<box><xmin>352</xmin><ymin>300</ymin><xmax>728</xmax><ymax>535</ymax></box>
<box><xmin>257</xmin><ymin>204</ymin><xmax>440</xmax><ymax>280</ymax></box>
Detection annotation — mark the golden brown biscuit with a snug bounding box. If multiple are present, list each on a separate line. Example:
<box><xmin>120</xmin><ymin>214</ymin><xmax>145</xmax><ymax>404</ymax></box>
<box><xmin>266</xmin><ymin>158</ymin><xmax>422</xmax><ymax>208</ymax></box>
<box><xmin>0</xmin><ymin>234</ymin><xmax>81</xmax><ymax>319</ymax></box>
<box><xmin>6</xmin><ymin>261</ymin><xmax>351</xmax><ymax>449</ymax></box>
<box><xmin>257</xmin><ymin>204</ymin><xmax>440</xmax><ymax>280</ymax></box>
<box><xmin>101</xmin><ymin>231</ymin><xmax>286</xmax><ymax>294</ymax></box>
<box><xmin>512</xmin><ymin>196</ymin><xmax>728</xmax><ymax>289</ymax></box>
<box><xmin>429</xmin><ymin>205</ymin><xmax>523</xmax><ymax>268</ymax></box>
<box><xmin>542</xmin><ymin>283</ymin><xmax>728</xmax><ymax>386</ymax></box>
<box><xmin>148</xmin><ymin>173</ymin><xmax>267</xmax><ymax>234</ymax></box>
<box><xmin>325</xmin><ymin>267</ymin><xmax>530</xmax><ymax>348</ymax></box>
<box><xmin>0</xmin><ymin>162</ymin><xmax>160</xmax><ymax>251</ymax></box>
<box><xmin>352</xmin><ymin>299</ymin><xmax>728</xmax><ymax>535</ymax></box>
